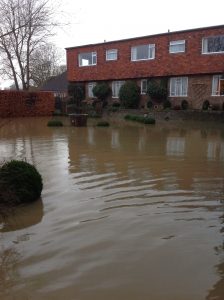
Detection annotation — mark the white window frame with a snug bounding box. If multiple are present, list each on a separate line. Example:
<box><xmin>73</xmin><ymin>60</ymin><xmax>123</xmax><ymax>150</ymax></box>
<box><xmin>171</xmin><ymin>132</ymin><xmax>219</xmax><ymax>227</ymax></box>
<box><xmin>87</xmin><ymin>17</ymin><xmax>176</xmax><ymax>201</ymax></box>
<box><xmin>212</xmin><ymin>75</ymin><xmax>224</xmax><ymax>96</ymax></box>
<box><xmin>88</xmin><ymin>82</ymin><xmax>96</xmax><ymax>98</ymax></box>
<box><xmin>169</xmin><ymin>40</ymin><xmax>185</xmax><ymax>53</ymax></box>
<box><xmin>141</xmin><ymin>79</ymin><xmax>147</xmax><ymax>94</ymax></box>
<box><xmin>131</xmin><ymin>44</ymin><xmax>155</xmax><ymax>61</ymax></box>
<box><xmin>112</xmin><ymin>81</ymin><xmax>125</xmax><ymax>98</ymax></box>
<box><xmin>106</xmin><ymin>49</ymin><xmax>118</xmax><ymax>61</ymax></box>
<box><xmin>169</xmin><ymin>77</ymin><xmax>188</xmax><ymax>97</ymax></box>
<box><xmin>78</xmin><ymin>52</ymin><xmax>97</xmax><ymax>67</ymax></box>
<box><xmin>202</xmin><ymin>35</ymin><xmax>224</xmax><ymax>54</ymax></box>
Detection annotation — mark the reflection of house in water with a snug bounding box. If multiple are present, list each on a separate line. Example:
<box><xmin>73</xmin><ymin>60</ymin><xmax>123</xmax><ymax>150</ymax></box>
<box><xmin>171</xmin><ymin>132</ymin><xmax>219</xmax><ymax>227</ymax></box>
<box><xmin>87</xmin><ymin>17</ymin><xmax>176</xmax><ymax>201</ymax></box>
<box><xmin>68</xmin><ymin>125</ymin><xmax>224</xmax><ymax>191</ymax></box>
<box><xmin>166</xmin><ymin>137</ymin><xmax>185</xmax><ymax>157</ymax></box>
<box><xmin>207</xmin><ymin>141</ymin><xmax>224</xmax><ymax>161</ymax></box>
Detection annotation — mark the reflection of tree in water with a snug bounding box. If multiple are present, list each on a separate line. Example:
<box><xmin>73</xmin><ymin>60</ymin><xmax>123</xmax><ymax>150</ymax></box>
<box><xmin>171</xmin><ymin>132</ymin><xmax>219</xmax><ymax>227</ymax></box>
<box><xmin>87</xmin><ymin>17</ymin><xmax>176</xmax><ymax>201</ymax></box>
<box><xmin>0</xmin><ymin>245</ymin><xmax>20</xmax><ymax>293</ymax></box>
<box><xmin>206</xmin><ymin>211</ymin><xmax>224</xmax><ymax>300</ymax></box>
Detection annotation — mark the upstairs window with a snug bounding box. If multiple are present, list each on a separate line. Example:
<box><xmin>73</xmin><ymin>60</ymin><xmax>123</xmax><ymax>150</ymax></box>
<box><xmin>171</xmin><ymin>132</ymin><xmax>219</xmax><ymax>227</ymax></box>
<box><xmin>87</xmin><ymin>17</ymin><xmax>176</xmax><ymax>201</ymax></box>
<box><xmin>131</xmin><ymin>44</ymin><xmax>155</xmax><ymax>61</ymax></box>
<box><xmin>88</xmin><ymin>82</ymin><xmax>96</xmax><ymax>98</ymax></box>
<box><xmin>169</xmin><ymin>40</ymin><xmax>185</xmax><ymax>53</ymax></box>
<box><xmin>202</xmin><ymin>35</ymin><xmax>224</xmax><ymax>54</ymax></box>
<box><xmin>79</xmin><ymin>52</ymin><xmax>97</xmax><ymax>66</ymax></box>
<box><xmin>170</xmin><ymin>77</ymin><xmax>188</xmax><ymax>97</ymax></box>
<box><xmin>141</xmin><ymin>79</ymin><xmax>147</xmax><ymax>94</ymax></box>
<box><xmin>106</xmin><ymin>49</ymin><xmax>118</xmax><ymax>61</ymax></box>
<box><xmin>112</xmin><ymin>81</ymin><xmax>125</xmax><ymax>98</ymax></box>
<box><xmin>212</xmin><ymin>75</ymin><xmax>224</xmax><ymax>96</ymax></box>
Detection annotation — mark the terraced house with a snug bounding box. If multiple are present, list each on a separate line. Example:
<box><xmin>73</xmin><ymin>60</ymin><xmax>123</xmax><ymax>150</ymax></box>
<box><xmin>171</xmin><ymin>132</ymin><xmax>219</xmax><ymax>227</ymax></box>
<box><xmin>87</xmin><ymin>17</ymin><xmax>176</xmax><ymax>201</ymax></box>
<box><xmin>66</xmin><ymin>25</ymin><xmax>224</xmax><ymax>109</ymax></box>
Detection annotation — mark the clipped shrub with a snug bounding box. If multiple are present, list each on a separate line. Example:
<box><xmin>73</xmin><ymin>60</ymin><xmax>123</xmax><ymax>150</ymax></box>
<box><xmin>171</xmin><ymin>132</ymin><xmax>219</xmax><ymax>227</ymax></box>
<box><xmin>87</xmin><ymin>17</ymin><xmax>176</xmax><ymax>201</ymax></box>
<box><xmin>202</xmin><ymin>100</ymin><xmax>210</xmax><ymax>110</ymax></box>
<box><xmin>143</xmin><ymin>117</ymin><xmax>156</xmax><ymax>124</ymax></box>
<box><xmin>119</xmin><ymin>81</ymin><xmax>140</xmax><ymax>108</ymax></box>
<box><xmin>124</xmin><ymin>114</ymin><xmax>155</xmax><ymax>124</ymax></box>
<box><xmin>147</xmin><ymin>100</ymin><xmax>153</xmax><ymax>109</ymax></box>
<box><xmin>97</xmin><ymin>121</ymin><xmax>110</xmax><ymax>127</ymax></box>
<box><xmin>147</xmin><ymin>78</ymin><xmax>168</xmax><ymax>103</ymax></box>
<box><xmin>47</xmin><ymin>120</ymin><xmax>63</xmax><ymax>127</ymax></box>
<box><xmin>124</xmin><ymin>114</ymin><xmax>131</xmax><ymax>120</ymax></box>
<box><xmin>93</xmin><ymin>82</ymin><xmax>111</xmax><ymax>100</ymax></box>
<box><xmin>163</xmin><ymin>100</ymin><xmax>171</xmax><ymax>109</ymax></box>
<box><xmin>68</xmin><ymin>82</ymin><xmax>85</xmax><ymax>103</ymax></box>
<box><xmin>181</xmin><ymin>100</ymin><xmax>189</xmax><ymax>110</ymax></box>
<box><xmin>0</xmin><ymin>160</ymin><xmax>43</xmax><ymax>205</ymax></box>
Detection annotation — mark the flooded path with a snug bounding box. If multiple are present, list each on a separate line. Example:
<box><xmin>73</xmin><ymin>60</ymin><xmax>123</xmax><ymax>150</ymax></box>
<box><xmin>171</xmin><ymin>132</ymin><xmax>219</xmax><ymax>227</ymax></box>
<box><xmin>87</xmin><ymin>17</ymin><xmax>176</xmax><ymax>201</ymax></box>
<box><xmin>0</xmin><ymin>117</ymin><xmax>224</xmax><ymax>300</ymax></box>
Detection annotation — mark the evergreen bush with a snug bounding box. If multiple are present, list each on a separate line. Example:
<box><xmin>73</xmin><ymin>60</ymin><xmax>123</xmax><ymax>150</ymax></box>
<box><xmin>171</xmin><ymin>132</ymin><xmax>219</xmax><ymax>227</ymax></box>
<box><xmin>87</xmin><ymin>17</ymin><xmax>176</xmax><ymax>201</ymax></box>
<box><xmin>0</xmin><ymin>160</ymin><xmax>43</xmax><ymax>205</ymax></box>
<box><xmin>119</xmin><ymin>81</ymin><xmax>140</xmax><ymax>108</ymax></box>
<box><xmin>147</xmin><ymin>79</ymin><xmax>168</xmax><ymax>103</ymax></box>
<box><xmin>47</xmin><ymin>120</ymin><xmax>63</xmax><ymax>127</ymax></box>
<box><xmin>92</xmin><ymin>82</ymin><xmax>111</xmax><ymax>102</ymax></box>
<box><xmin>97</xmin><ymin>121</ymin><xmax>110</xmax><ymax>127</ymax></box>
<box><xmin>202</xmin><ymin>100</ymin><xmax>210</xmax><ymax>110</ymax></box>
<box><xmin>181</xmin><ymin>100</ymin><xmax>189</xmax><ymax>110</ymax></box>
<box><xmin>163</xmin><ymin>100</ymin><xmax>171</xmax><ymax>109</ymax></box>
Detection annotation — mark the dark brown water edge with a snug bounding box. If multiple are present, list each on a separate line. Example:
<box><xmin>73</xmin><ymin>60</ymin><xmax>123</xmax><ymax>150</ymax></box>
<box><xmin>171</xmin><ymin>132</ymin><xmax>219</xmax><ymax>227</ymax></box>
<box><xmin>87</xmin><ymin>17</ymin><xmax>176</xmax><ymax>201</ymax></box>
<box><xmin>0</xmin><ymin>117</ymin><xmax>224</xmax><ymax>300</ymax></box>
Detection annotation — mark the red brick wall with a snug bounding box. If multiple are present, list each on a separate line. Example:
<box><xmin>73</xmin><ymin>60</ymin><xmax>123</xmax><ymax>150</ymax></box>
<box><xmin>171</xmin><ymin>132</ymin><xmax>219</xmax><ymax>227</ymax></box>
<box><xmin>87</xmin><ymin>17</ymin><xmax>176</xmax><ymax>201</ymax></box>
<box><xmin>67</xmin><ymin>26</ymin><xmax>224</xmax><ymax>82</ymax></box>
<box><xmin>0</xmin><ymin>91</ymin><xmax>54</xmax><ymax>118</ymax></box>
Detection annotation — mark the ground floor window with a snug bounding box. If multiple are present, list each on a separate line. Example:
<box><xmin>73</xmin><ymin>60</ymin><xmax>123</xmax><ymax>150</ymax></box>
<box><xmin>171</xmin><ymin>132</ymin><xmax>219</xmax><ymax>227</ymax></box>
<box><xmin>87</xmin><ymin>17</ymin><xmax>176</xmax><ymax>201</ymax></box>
<box><xmin>141</xmin><ymin>79</ymin><xmax>147</xmax><ymax>94</ymax></box>
<box><xmin>212</xmin><ymin>75</ymin><xmax>224</xmax><ymax>96</ymax></box>
<box><xmin>169</xmin><ymin>77</ymin><xmax>188</xmax><ymax>97</ymax></box>
<box><xmin>88</xmin><ymin>82</ymin><xmax>96</xmax><ymax>98</ymax></box>
<box><xmin>112</xmin><ymin>81</ymin><xmax>125</xmax><ymax>98</ymax></box>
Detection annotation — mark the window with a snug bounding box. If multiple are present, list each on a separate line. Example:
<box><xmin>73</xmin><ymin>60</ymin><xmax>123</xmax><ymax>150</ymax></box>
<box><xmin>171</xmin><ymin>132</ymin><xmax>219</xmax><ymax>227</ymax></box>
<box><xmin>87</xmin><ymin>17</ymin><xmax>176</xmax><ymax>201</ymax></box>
<box><xmin>79</xmin><ymin>52</ymin><xmax>97</xmax><ymax>66</ymax></box>
<box><xmin>106</xmin><ymin>49</ymin><xmax>118</xmax><ymax>61</ymax></box>
<box><xmin>141</xmin><ymin>79</ymin><xmax>147</xmax><ymax>94</ymax></box>
<box><xmin>169</xmin><ymin>40</ymin><xmax>185</xmax><ymax>53</ymax></box>
<box><xmin>202</xmin><ymin>35</ymin><xmax>224</xmax><ymax>54</ymax></box>
<box><xmin>112</xmin><ymin>81</ymin><xmax>125</xmax><ymax>98</ymax></box>
<box><xmin>131</xmin><ymin>44</ymin><xmax>155</xmax><ymax>61</ymax></box>
<box><xmin>170</xmin><ymin>77</ymin><xmax>188</xmax><ymax>97</ymax></box>
<box><xmin>88</xmin><ymin>82</ymin><xmax>96</xmax><ymax>98</ymax></box>
<box><xmin>212</xmin><ymin>75</ymin><xmax>224</xmax><ymax>96</ymax></box>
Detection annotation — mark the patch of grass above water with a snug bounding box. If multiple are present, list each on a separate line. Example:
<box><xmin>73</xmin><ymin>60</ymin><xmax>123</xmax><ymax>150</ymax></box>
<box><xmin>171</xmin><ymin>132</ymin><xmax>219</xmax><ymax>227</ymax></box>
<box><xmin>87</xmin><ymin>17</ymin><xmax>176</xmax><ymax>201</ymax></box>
<box><xmin>124</xmin><ymin>114</ymin><xmax>155</xmax><ymax>124</ymax></box>
<box><xmin>47</xmin><ymin>120</ymin><xmax>63</xmax><ymax>127</ymax></box>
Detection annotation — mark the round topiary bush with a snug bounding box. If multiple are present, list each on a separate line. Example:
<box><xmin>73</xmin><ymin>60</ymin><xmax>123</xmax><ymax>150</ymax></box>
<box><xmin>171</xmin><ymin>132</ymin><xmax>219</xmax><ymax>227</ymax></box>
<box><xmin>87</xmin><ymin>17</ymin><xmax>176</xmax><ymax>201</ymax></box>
<box><xmin>97</xmin><ymin>121</ymin><xmax>110</xmax><ymax>127</ymax></box>
<box><xmin>0</xmin><ymin>160</ymin><xmax>43</xmax><ymax>205</ymax></box>
<box><xmin>47</xmin><ymin>120</ymin><xmax>63</xmax><ymax>127</ymax></box>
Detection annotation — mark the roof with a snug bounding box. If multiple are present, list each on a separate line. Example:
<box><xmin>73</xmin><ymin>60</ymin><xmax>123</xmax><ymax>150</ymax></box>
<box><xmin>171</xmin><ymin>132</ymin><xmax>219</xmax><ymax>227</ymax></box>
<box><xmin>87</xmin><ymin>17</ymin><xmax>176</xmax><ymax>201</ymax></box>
<box><xmin>40</xmin><ymin>71</ymin><xmax>67</xmax><ymax>92</ymax></box>
<box><xmin>66</xmin><ymin>24</ymin><xmax>224</xmax><ymax>50</ymax></box>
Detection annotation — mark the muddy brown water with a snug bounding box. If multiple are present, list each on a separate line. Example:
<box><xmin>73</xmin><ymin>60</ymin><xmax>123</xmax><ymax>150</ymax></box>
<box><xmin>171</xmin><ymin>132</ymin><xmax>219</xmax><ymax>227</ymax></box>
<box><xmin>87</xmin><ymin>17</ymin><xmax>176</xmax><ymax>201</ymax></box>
<box><xmin>0</xmin><ymin>117</ymin><xmax>224</xmax><ymax>300</ymax></box>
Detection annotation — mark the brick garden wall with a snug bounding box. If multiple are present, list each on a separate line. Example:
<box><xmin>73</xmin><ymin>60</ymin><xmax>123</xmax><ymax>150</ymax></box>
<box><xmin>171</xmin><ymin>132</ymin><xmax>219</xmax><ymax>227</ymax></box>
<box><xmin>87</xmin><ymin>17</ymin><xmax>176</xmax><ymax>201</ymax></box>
<box><xmin>0</xmin><ymin>91</ymin><xmax>54</xmax><ymax>118</ymax></box>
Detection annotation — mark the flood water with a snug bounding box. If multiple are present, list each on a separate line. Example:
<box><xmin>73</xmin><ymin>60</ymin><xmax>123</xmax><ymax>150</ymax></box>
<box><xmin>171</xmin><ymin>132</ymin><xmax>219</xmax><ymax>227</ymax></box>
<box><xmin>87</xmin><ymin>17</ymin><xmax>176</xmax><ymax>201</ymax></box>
<box><xmin>0</xmin><ymin>117</ymin><xmax>224</xmax><ymax>300</ymax></box>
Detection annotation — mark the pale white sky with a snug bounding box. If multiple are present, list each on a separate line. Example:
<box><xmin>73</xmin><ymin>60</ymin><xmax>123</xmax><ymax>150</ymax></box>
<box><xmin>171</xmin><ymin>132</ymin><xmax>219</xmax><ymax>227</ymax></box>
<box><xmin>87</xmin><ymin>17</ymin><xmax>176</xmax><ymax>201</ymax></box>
<box><xmin>1</xmin><ymin>0</ymin><xmax>224</xmax><ymax>88</ymax></box>
<box><xmin>53</xmin><ymin>0</ymin><xmax>224</xmax><ymax>49</ymax></box>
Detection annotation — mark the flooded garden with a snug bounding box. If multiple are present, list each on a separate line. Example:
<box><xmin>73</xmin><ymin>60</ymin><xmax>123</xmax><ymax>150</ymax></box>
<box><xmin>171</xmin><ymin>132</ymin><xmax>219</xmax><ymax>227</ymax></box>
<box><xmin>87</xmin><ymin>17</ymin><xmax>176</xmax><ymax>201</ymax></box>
<box><xmin>0</xmin><ymin>116</ymin><xmax>224</xmax><ymax>300</ymax></box>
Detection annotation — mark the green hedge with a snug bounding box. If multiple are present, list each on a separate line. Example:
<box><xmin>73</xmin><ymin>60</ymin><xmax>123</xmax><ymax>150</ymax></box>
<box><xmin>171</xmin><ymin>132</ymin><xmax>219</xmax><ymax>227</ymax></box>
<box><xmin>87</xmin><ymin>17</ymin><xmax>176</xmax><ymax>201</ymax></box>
<box><xmin>97</xmin><ymin>121</ymin><xmax>110</xmax><ymax>127</ymax></box>
<box><xmin>124</xmin><ymin>114</ymin><xmax>155</xmax><ymax>124</ymax></box>
<box><xmin>47</xmin><ymin>120</ymin><xmax>63</xmax><ymax>127</ymax></box>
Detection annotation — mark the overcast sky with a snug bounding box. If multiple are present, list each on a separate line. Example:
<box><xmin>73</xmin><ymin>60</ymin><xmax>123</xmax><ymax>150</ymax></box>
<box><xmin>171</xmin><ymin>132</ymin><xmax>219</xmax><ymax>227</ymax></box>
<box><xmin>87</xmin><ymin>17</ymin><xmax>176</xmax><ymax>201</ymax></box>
<box><xmin>54</xmin><ymin>0</ymin><xmax>224</xmax><ymax>49</ymax></box>
<box><xmin>1</xmin><ymin>0</ymin><xmax>224</xmax><ymax>88</ymax></box>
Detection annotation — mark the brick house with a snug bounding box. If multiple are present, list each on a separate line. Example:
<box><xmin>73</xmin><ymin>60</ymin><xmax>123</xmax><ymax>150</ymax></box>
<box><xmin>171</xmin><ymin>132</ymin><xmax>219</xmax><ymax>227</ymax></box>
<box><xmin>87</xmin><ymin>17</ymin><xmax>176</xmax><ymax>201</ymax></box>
<box><xmin>66</xmin><ymin>25</ymin><xmax>224</xmax><ymax>109</ymax></box>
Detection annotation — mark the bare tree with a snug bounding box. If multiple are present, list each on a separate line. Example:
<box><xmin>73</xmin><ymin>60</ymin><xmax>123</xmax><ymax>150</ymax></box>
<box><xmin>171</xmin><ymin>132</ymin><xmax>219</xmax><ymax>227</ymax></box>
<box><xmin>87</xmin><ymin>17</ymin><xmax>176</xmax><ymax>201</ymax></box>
<box><xmin>0</xmin><ymin>0</ymin><xmax>57</xmax><ymax>90</ymax></box>
<box><xmin>30</xmin><ymin>43</ymin><xmax>66</xmax><ymax>87</ymax></box>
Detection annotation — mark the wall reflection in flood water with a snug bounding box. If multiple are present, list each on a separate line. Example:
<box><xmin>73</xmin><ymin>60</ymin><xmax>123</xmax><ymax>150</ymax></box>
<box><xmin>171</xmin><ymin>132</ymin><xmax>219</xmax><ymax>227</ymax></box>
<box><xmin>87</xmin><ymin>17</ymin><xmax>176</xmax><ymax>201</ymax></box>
<box><xmin>0</xmin><ymin>117</ymin><xmax>224</xmax><ymax>300</ymax></box>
